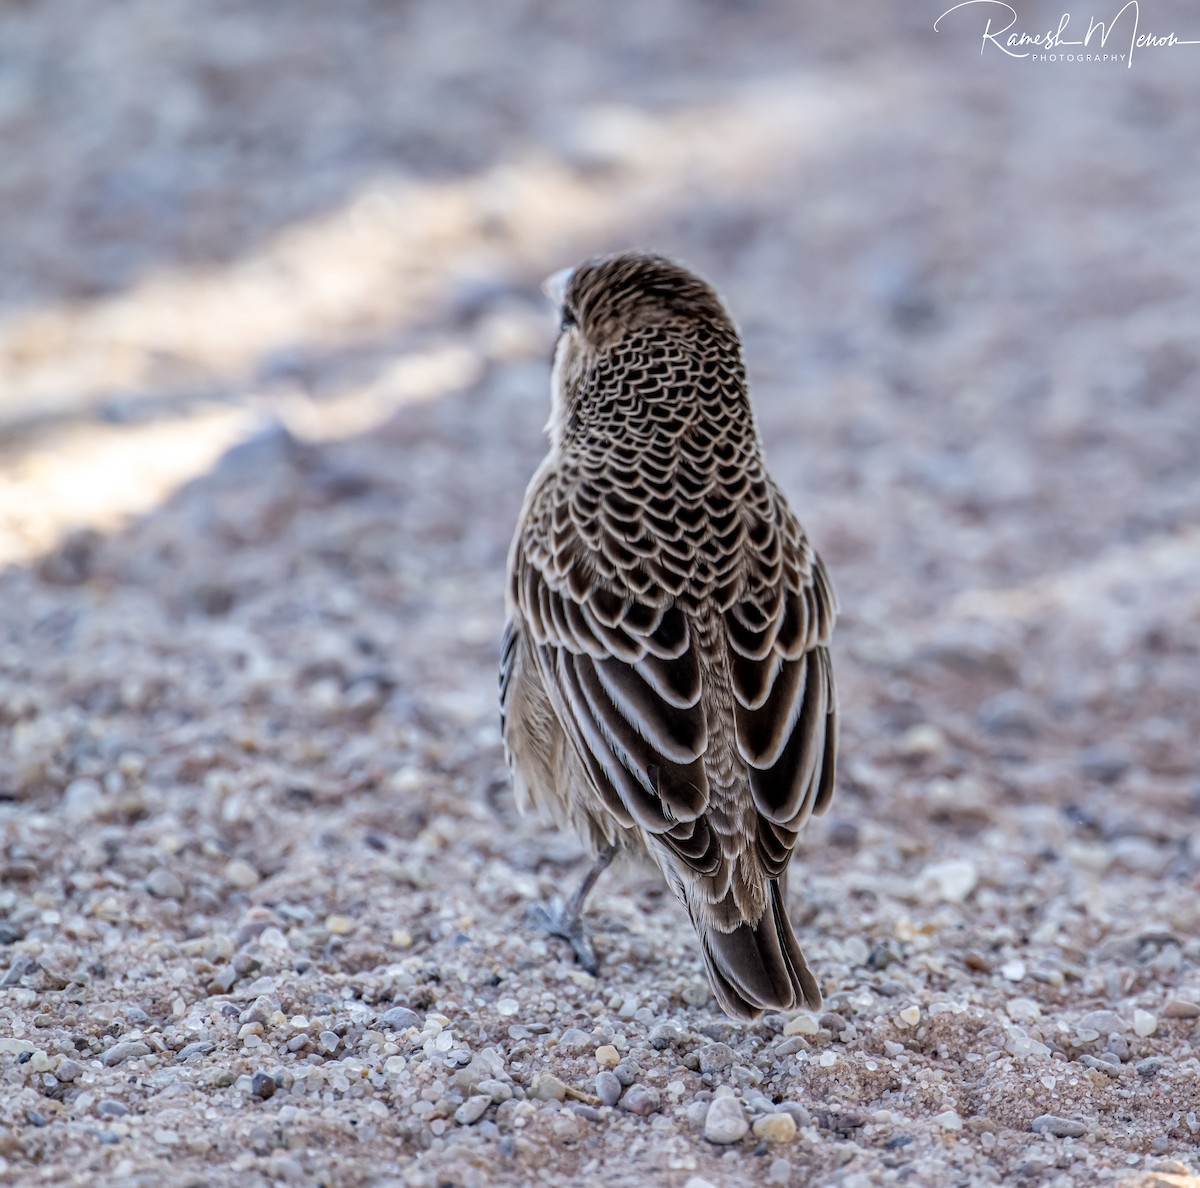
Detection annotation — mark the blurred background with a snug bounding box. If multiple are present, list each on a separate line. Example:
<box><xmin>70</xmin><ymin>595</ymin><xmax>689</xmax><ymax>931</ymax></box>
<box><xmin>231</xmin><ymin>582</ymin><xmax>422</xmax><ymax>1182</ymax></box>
<box><xmin>2</xmin><ymin>0</ymin><xmax>1200</xmax><ymax>1177</ymax></box>
<box><xmin>2</xmin><ymin>0</ymin><xmax>1198</xmax><ymax>594</ymax></box>
<box><xmin>1</xmin><ymin>0</ymin><xmax>1198</xmax><ymax>874</ymax></box>
<box><xmin>3</xmin><ymin>0</ymin><xmax>1198</xmax><ymax>770</ymax></box>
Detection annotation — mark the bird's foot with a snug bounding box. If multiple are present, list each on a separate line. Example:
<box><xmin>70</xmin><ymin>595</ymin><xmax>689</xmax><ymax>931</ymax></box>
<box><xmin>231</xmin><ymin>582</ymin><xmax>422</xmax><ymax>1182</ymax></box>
<box><xmin>529</xmin><ymin>897</ymin><xmax>600</xmax><ymax>975</ymax></box>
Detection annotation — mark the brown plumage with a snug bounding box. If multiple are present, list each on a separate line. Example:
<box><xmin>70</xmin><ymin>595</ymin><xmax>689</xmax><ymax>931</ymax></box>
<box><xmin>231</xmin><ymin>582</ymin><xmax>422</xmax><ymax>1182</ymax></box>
<box><xmin>500</xmin><ymin>252</ymin><xmax>838</xmax><ymax>1020</ymax></box>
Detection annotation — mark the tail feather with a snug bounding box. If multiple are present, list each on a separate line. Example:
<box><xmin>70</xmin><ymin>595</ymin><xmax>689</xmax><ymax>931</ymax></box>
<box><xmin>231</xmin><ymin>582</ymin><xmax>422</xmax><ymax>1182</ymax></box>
<box><xmin>695</xmin><ymin>881</ymin><xmax>821</xmax><ymax>1021</ymax></box>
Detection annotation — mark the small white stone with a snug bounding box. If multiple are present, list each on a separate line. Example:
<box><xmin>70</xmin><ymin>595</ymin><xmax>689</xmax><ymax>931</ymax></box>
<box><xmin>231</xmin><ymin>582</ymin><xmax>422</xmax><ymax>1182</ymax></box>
<box><xmin>900</xmin><ymin>723</ymin><xmax>947</xmax><ymax>758</ymax></box>
<box><xmin>223</xmin><ymin>859</ymin><xmax>260</xmax><ymax>889</ymax></box>
<box><xmin>454</xmin><ymin>1095</ymin><xmax>490</xmax><ymax>1125</ymax></box>
<box><xmin>784</xmin><ymin>1013</ymin><xmax>819</xmax><ymax>1036</ymax></box>
<box><xmin>767</xmin><ymin>1159</ymin><xmax>792</xmax><ymax>1186</ymax></box>
<box><xmin>1000</xmin><ymin>959</ymin><xmax>1027</xmax><ymax>982</ymax></box>
<box><xmin>843</xmin><ymin>936</ymin><xmax>870</xmax><ymax>966</ymax></box>
<box><xmin>1133</xmin><ymin>1009</ymin><xmax>1158</xmax><ymax>1037</ymax></box>
<box><xmin>933</xmin><ymin>1110</ymin><xmax>963</xmax><ymax>1131</ymax></box>
<box><xmin>1006</xmin><ymin>998</ymin><xmax>1042</xmax><ymax>1023</ymax></box>
<box><xmin>703</xmin><ymin>1096</ymin><xmax>749</xmax><ymax>1144</ymax></box>
<box><xmin>898</xmin><ymin>1006</ymin><xmax>921</xmax><ymax>1027</ymax></box>
<box><xmin>917</xmin><ymin>858</ymin><xmax>978</xmax><ymax>904</ymax></box>
<box><xmin>531</xmin><ymin>1073</ymin><xmax>567</xmax><ymax>1102</ymax></box>
<box><xmin>495</xmin><ymin>998</ymin><xmax>520</xmax><ymax>1017</ymax></box>
<box><xmin>1005</xmin><ymin>1027</ymin><xmax>1051</xmax><ymax>1058</ymax></box>
<box><xmin>1077</xmin><ymin>1009</ymin><xmax>1123</xmax><ymax>1035</ymax></box>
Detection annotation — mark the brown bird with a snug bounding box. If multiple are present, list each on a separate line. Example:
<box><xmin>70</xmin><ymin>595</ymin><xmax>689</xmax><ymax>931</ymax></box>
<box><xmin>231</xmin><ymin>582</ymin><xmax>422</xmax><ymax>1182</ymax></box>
<box><xmin>500</xmin><ymin>252</ymin><xmax>837</xmax><ymax>1020</ymax></box>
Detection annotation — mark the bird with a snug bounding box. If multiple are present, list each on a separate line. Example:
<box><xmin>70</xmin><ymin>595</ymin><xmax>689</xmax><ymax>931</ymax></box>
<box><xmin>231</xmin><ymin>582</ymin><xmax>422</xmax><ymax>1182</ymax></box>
<box><xmin>499</xmin><ymin>251</ymin><xmax>838</xmax><ymax>1021</ymax></box>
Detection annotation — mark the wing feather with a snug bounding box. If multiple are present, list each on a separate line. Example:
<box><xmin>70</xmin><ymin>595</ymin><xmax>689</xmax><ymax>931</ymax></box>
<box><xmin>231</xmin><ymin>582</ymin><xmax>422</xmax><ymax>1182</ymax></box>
<box><xmin>727</xmin><ymin>511</ymin><xmax>839</xmax><ymax>832</ymax></box>
<box><xmin>510</xmin><ymin>475</ymin><xmax>837</xmax><ymax>880</ymax></box>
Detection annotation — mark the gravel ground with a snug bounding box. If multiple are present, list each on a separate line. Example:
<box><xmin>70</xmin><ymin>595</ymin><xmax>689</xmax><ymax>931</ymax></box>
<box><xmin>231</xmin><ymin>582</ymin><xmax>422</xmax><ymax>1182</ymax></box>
<box><xmin>2</xmin><ymin>3</ymin><xmax>1199</xmax><ymax>1186</ymax></box>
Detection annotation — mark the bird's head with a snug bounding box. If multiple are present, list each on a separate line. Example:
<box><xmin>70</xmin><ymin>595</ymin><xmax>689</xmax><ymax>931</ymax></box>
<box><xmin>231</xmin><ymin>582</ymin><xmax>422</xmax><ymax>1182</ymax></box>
<box><xmin>541</xmin><ymin>252</ymin><xmax>746</xmax><ymax>449</ymax></box>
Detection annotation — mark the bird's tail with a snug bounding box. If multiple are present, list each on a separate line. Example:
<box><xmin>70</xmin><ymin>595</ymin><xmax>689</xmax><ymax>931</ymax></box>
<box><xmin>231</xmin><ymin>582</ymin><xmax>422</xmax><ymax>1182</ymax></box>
<box><xmin>692</xmin><ymin>880</ymin><xmax>821</xmax><ymax>1022</ymax></box>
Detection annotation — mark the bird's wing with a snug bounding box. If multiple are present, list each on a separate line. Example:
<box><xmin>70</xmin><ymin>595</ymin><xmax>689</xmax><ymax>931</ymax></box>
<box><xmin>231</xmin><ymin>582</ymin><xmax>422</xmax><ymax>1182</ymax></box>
<box><xmin>511</xmin><ymin>497</ymin><xmax>722</xmax><ymax>875</ymax></box>
<box><xmin>511</xmin><ymin>477</ymin><xmax>836</xmax><ymax>881</ymax></box>
<box><xmin>724</xmin><ymin>489</ymin><xmax>838</xmax><ymax>877</ymax></box>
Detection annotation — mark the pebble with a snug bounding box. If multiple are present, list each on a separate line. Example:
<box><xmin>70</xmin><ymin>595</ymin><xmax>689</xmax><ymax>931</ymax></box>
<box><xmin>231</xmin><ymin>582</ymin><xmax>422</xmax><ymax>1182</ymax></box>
<box><xmin>1078</xmin><ymin>1010</ymin><xmax>1124</xmax><ymax>1035</ymax></box>
<box><xmin>752</xmin><ymin>1112</ymin><xmax>797</xmax><ymax>1144</ymax></box>
<box><xmin>1031</xmin><ymin>1114</ymin><xmax>1088</xmax><ymax>1137</ymax></box>
<box><xmin>647</xmin><ymin>1023</ymin><xmax>680</xmax><ymax>1049</ymax></box>
<box><xmin>1081</xmin><ymin>1055</ymin><xmax>1121</xmax><ymax>1078</ymax></box>
<box><xmin>613</xmin><ymin>1057</ymin><xmax>640</xmax><ymax>1086</ymax></box>
<box><xmin>223</xmin><ymin>859</ymin><xmax>260</xmax><ymax>889</ymax></box>
<box><xmin>496</xmin><ymin>997</ymin><xmax>520</xmax><ymax>1017</ymax></box>
<box><xmin>1133</xmin><ymin>1009</ymin><xmax>1158</xmax><ymax>1037</ymax></box>
<box><xmin>595</xmin><ymin>1071</ymin><xmax>622</xmax><ymax>1107</ymax></box>
<box><xmin>324</xmin><ymin>914</ymin><xmax>354</xmax><ymax>935</ymax></box>
<box><xmin>767</xmin><ymin>1158</ymin><xmax>792</xmax><ymax>1185</ymax></box>
<box><xmin>620</xmin><ymin>1085</ymin><xmax>660</xmax><ymax>1116</ymax></box>
<box><xmin>103</xmin><ymin>1041</ymin><xmax>151</xmax><ymax>1067</ymax></box>
<box><xmin>1163</xmin><ymin>999</ymin><xmax>1200</xmax><ymax>1019</ymax></box>
<box><xmin>455</xmin><ymin>1096</ymin><xmax>491</xmax><ymax>1125</ymax></box>
<box><xmin>476</xmin><ymin>1079</ymin><xmax>512</xmax><ymax>1103</ymax></box>
<box><xmin>55</xmin><ymin>1059</ymin><xmax>82</xmax><ymax>1082</ymax></box>
<box><xmin>531</xmin><ymin>1073</ymin><xmax>567</xmax><ymax>1102</ymax></box>
<box><xmin>241</xmin><ymin>996</ymin><xmax>277</xmax><ymax>1026</ymax></box>
<box><xmin>899</xmin><ymin>721</ymin><xmax>947</xmax><ymax>758</ymax></box>
<box><xmin>206</xmin><ymin>966</ymin><xmax>238</xmax><ymax>995</ymax></box>
<box><xmin>898</xmin><ymin>1006</ymin><xmax>921</xmax><ymax>1027</ymax></box>
<box><xmin>1079</xmin><ymin>745</ymin><xmax>1130</xmax><ymax>784</ymax></box>
<box><xmin>63</xmin><ymin>777</ymin><xmax>104</xmax><ymax>821</ymax></box>
<box><xmin>96</xmin><ymin>1100</ymin><xmax>130</xmax><ymax>1118</ymax></box>
<box><xmin>595</xmin><ymin>1044</ymin><xmax>619</xmax><ymax>1069</ymax></box>
<box><xmin>1006</xmin><ymin>998</ymin><xmax>1042</xmax><ymax>1023</ymax></box>
<box><xmin>917</xmin><ymin>858</ymin><xmax>978</xmax><ymax>904</ymax></box>
<box><xmin>784</xmin><ymin>1014</ymin><xmax>819</xmax><ymax>1036</ymax></box>
<box><xmin>378</xmin><ymin>1006</ymin><xmax>423</xmax><ymax>1031</ymax></box>
<box><xmin>697</xmin><ymin>1041</ymin><xmax>735</xmax><ymax>1074</ymax></box>
<box><xmin>933</xmin><ymin>1110</ymin><xmax>963</xmax><ymax>1131</ymax></box>
<box><xmin>703</xmin><ymin>1096</ymin><xmax>749</xmax><ymax>1144</ymax></box>
<box><xmin>778</xmin><ymin>1102</ymin><xmax>812</xmax><ymax>1128</ymax></box>
<box><xmin>557</xmin><ymin>1027</ymin><xmax>593</xmax><ymax>1053</ymax></box>
<box><xmin>146</xmin><ymin>867</ymin><xmax>185</xmax><ymax>900</ymax></box>
<box><xmin>251</xmin><ymin>1072</ymin><xmax>276</xmax><ymax>1099</ymax></box>
<box><xmin>977</xmin><ymin>691</ymin><xmax>1041</xmax><ymax>737</ymax></box>
<box><xmin>1005</xmin><ymin>1027</ymin><xmax>1051</xmax><ymax>1058</ymax></box>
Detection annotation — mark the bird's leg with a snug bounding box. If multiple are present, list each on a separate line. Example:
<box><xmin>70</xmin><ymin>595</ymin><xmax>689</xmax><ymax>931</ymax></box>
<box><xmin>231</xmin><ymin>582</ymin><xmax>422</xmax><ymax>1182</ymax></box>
<box><xmin>531</xmin><ymin>845</ymin><xmax>616</xmax><ymax>975</ymax></box>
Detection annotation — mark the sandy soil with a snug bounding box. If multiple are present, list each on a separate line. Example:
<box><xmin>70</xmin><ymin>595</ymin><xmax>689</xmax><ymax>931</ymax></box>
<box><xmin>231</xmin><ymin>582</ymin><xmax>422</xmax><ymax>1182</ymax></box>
<box><xmin>1</xmin><ymin>2</ymin><xmax>1199</xmax><ymax>1186</ymax></box>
